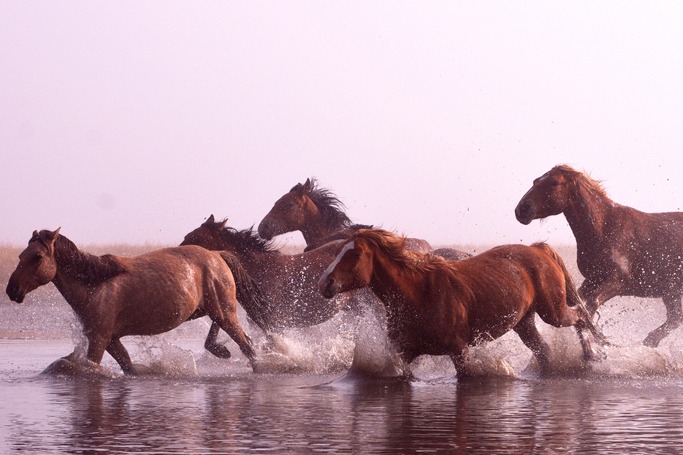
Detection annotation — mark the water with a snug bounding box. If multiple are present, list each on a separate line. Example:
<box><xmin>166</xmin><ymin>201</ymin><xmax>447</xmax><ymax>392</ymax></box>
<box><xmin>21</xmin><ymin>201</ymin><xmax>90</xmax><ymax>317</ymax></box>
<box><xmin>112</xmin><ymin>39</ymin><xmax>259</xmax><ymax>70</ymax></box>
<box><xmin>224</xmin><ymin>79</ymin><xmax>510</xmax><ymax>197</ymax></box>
<box><xmin>2</xmin><ymin>293</ymin><xmax>683</xmax><ymax>454</ymax></box>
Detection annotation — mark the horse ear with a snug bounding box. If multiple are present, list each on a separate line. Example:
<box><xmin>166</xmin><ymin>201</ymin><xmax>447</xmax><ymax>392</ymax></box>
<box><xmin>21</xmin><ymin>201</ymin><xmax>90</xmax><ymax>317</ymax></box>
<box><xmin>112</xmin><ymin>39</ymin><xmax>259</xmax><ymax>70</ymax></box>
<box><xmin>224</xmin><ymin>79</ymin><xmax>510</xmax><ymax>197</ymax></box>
<box><xmin>303</xmin><ymin>178</ymin><xmax>312</xmax><ymax>192</ymax></box>
<box><xmin>218</xmin><ymin>218</ymin><xmax>228</xmax><ymax>229</ymax></box>
<box><xmin>46</xmin><ymin>227</ymin><xmax>61</xmax><ymax>243</ymax></box>
<box><xmin>32</xmin><ymin>230</ymin><xmax>39</xmax><ymax>239</ymax></box>
<box><xmin>206</xmin><ymin>214</ymin><xmax>215</xmax><ymax>224</ymax></box>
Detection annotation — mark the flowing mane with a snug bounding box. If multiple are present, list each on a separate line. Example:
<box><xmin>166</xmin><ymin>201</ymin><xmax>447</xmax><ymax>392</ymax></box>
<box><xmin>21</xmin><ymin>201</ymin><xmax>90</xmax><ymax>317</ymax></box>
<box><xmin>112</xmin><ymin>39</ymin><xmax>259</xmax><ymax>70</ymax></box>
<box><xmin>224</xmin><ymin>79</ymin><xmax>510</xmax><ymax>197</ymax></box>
<box><xmin>352</xmin><ymin>229</ymin><xmax>446</xmax><ymax>274</ymax></box>
<box><xmin>44</xmin><ymin>232</ymin><xmax>128</xmax><ymax>285</ymax></box>
<box><xmin>295</xmin><ymin>178</ymin><xmax>353</xmax><ymax>230</ymax></box>
<box><xmin>552</xmin><ymin>164</ymin><xmax>611</xmax><ymax>202</ymax></box>
<box><xmin>213</xmin><ymin>221</ymin><xmax>280</xmax><ymax>254</ymax></box>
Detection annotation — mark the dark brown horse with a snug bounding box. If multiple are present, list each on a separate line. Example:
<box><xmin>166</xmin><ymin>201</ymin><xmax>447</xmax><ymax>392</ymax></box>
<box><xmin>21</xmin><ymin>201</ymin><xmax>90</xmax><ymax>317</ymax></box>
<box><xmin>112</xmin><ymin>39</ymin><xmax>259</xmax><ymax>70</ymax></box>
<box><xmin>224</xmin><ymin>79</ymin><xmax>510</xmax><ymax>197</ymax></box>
<box><xmin>6</xmin><ymin>229</ymin><xmax>257</xmax><ymax>374</ymax></box>
<box><xmin>181</xmin><ymin>215</ymin><xmax>359</xmax><ymax>330</ymax></box>
<box><xmin>318</xmin><ymin>229</ymin><xmax>605</xmax><ymax>377</ymax></box>
<box><xmin>257</xmin><ymin>178</ymin><xmax>435</xmax><ymax>253</ymax></box>
<box><xmin>515</xmin><ymin>164</ymin><xmax>683</xmax><ymax>347</ymax></box>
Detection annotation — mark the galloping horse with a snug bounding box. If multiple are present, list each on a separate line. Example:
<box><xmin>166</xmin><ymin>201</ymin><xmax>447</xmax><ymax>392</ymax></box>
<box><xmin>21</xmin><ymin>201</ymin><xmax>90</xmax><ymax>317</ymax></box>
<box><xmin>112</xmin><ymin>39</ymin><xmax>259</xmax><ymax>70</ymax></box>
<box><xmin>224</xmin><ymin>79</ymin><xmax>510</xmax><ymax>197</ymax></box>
<box><xmin>181</xmin><ymin>215</ymin><xmax>360</xmax><ymax>330</ymax></box>
<box><xmin>515</xmin><ymin>165</ymin><xmax>683</xmax><ymax>347</ymax></box>
<box><xmin>257</xmin><ymin>178</ymin><xmax>434</xmax><ymax>253</ymax></box>
<box><xmin>318</xmin><ymin>229</ymin><xmax>605</xmax><ymax>377</ymax></box>
<box><xmin>6</xmin><ymin>229</ymin><xmax>257</xmax><ymax>374</ymax></box>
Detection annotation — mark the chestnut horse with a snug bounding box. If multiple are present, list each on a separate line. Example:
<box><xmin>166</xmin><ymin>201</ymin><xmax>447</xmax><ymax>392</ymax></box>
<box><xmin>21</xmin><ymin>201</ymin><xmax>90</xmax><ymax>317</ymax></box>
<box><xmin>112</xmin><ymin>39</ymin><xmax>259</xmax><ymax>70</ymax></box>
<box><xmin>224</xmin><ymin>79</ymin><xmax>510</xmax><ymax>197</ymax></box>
<box><xmin>515</xmin><ymin>165</ymin><xmax>683</xmax><ymax>347</ymax></box>
<box><xmin>181</xmin><ymin>215</ymin><xmax>360</xmax><ymax>330</ymax></box>
<box><xmin>6</xmin><ymin>229</ymin><xmax>257</xmax><ymax>374</ymax></box>
<box><xmin>318</xmin><ymin>229</ymin><xmax>605</xmax><ymax>377</ymax></box>
<box><xmin>257</xmin><ymin>178</ymin><xmax>435</xmax><ymax>253</ymax></box>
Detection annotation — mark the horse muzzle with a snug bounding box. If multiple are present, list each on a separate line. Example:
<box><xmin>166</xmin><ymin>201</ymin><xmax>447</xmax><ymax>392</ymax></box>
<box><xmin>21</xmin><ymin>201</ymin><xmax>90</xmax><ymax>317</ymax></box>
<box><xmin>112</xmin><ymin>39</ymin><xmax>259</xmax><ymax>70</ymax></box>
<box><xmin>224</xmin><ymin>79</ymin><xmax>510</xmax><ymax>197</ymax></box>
<box><xmin>318</xmin><ymin>276</ymin><xmax>341</xmax><ymax>299</ymax></box>
<box><xmin>5</xmin><ymin>280</ymin><xmax>26</xmax><ymax>303</ymax></box>
<box><xmin>514</xmin><ymin>201</ymin><xmax>534</xmax><ymax>225</ymax></box>
<box><xmin>256</xmin><ymin>221</ymin><xmax>275</xmax><ymax>240</ymax></box>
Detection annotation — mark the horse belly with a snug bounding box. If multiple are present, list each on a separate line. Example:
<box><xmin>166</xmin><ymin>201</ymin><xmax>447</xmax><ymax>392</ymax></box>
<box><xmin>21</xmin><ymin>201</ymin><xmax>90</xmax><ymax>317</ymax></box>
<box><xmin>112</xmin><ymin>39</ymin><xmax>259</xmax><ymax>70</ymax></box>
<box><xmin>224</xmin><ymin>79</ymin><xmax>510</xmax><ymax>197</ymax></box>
<box><xmin>103</xmin><ymin>281</ymin><xmax>201</xmax><ymax>337</ymax></box>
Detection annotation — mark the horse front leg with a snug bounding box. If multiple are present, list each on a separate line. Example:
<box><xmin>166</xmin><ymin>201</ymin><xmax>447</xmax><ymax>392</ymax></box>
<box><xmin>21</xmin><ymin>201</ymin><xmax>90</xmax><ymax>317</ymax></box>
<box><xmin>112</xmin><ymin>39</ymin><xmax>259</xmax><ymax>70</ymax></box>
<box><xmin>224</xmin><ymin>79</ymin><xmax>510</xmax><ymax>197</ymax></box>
<box><xmin>513</xmin><ymin>312</ymin><xmax>553</xmax><ymax>375</ymax></box>
<box><xmin>643</xmin><ymin>293</ymin><xmax>683</xmax><ymax>348</ymax></box>
<box><xmin>578</xmin><ymin>278</ymin><xmax>622</xmax><ymax>317</ymax></box>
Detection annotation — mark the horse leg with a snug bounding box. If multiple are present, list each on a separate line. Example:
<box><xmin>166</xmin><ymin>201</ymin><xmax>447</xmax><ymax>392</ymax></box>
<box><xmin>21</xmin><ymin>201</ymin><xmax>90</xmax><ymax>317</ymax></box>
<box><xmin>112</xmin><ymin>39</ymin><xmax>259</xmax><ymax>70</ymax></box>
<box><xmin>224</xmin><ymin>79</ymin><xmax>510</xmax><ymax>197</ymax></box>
<box><xmin>578</xmin><ymin>278</ymin><xmax>621</xmax><ymax>317</ymax></box>
<box><xmin>204</xmin><ymin>321</ymin><xmax>232</xmax><ymax>359</ymax></box>
<box><xmin>643</xmin><ymin>293</ymin><xmax>683</xmax><ymax>348</ymax></box>
<box><xmin>213</xmin><ymin>313</ymin><xmax>256</xmax><ymax>366</ymax></box>
<box><xmin>535</xmin><ymin>295</ymin><xmax>605</xmax><ymax>362</ymax></box>
<box><xmin>106</xmin><ymin>337</ymin><xmax>136</xmax><ymax>375</ymax></box>
<box><xmin>450</xmin><ymin>349</ymin><xmax>471</xmax><ymax>380</ymax></box>
<box><xmin>513</xmin><ymin>312</ymin><xmax>553</xmax><ymax>375</ymax></box>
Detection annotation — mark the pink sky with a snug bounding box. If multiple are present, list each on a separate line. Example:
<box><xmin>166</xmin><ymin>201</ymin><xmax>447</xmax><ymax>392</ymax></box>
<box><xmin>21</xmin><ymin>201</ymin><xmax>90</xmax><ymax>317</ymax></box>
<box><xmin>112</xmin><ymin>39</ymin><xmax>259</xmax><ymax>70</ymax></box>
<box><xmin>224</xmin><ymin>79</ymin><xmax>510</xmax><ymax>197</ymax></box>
<box><xmin>2</xmin><ymin>2</ymin><xmax>682</xmax><ymax>247</ymax></box>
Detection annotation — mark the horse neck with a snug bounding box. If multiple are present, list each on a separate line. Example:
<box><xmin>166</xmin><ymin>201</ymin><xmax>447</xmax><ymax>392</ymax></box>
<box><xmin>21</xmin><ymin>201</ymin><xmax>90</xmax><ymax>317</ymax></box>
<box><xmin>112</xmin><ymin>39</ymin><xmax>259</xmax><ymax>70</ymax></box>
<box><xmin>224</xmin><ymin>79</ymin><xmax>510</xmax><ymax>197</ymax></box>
<box><xmin>299</xmin><ymin>212</ymin><xmax>338</xmax><ymax>246</ymax></box>
<box><xmin>367</xmin><ymin>250</ymin><xmax>425</xmax><ymax>311</ymax></box>
<box><xmin>563</xmin><ymin>182</ymin><xmax>616</xmax><ymax>250</ymax></box>
<box><xmin>50</xmin><ymin>238</ymin><xmax>94</xmax><ymax>311</ymax></box>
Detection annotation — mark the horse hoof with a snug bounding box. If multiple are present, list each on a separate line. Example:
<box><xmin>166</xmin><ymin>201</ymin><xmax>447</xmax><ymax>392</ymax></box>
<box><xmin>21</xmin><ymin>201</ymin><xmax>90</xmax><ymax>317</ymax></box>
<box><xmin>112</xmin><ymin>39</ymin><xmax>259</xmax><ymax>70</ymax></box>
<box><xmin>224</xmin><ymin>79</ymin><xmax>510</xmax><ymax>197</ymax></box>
<box><xmin>642</xmin><ymin>337</ymin><xmax>660</xmax><ymax>349</ymax></box>
<box><xmin>206</xmin><ymin>345</ymin><xmax>232</xmax><ymax>359</ymax></box>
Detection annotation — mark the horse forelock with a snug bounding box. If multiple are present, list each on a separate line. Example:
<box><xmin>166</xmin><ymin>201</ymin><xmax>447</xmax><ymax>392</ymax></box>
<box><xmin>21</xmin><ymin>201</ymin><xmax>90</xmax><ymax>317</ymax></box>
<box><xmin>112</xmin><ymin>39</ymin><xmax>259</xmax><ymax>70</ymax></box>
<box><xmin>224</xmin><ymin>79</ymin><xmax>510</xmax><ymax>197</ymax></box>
<box><xmin>300</xmin><ymin>178</ymin><xmax>353</xmax><ymax>229</ymax></box>
<box><xmin>53</xmin><ymin>235</ymin><xmax>127</xmax><ymax>284</ymax></box>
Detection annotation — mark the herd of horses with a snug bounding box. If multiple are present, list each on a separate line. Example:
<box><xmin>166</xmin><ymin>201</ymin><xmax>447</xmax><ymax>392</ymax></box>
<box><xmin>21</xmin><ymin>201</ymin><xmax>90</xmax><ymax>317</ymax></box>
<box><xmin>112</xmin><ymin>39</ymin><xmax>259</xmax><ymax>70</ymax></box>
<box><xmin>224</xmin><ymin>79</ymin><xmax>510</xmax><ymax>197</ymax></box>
<box><xmin>6</xmin><ymin>164</ymin><xmax>683</xmax><ymax>378</ymax></box>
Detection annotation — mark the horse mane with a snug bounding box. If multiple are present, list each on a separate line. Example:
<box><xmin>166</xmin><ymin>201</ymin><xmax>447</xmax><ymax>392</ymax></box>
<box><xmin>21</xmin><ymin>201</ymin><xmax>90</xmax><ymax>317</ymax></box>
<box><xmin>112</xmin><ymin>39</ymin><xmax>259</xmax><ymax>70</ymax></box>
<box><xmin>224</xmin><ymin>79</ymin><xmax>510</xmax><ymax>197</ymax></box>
<box><xmin>352</xmin><ymin>229</ymin><xmax>445</xmax><ymax>274</ymax></box>
<box><xmin>552</xmin><ymin>164</ymin><xmax>611</xmax><ymax>201</ymax></box>
<box><xmin>47</xmin><ymin>233</ymin><xmax>127</xmax><ymax>285</ymax></box>
<box><xmin>294</xmin><ymin>178</ymin><xmax>353</xmax><ymax>229</ymax></box>
<box><xmin>215</xmin><ymin>222</ymin><xmax>280</xmax><ymax>254</ymax></box>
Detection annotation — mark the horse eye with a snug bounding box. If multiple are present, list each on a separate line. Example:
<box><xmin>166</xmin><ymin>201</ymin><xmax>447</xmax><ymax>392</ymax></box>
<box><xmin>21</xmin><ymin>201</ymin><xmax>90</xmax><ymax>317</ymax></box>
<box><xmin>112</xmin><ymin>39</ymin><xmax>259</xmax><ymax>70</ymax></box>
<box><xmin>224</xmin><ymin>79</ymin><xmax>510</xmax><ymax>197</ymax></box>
<box><xmin>33</xmin><ymin>254</ymin><xmax>43</xmax><ymax>262</ymax></box>
<box><xmin>550</xmin><ymin>180</ymin><xmax>560</xmax><ymax>187</ymax></box>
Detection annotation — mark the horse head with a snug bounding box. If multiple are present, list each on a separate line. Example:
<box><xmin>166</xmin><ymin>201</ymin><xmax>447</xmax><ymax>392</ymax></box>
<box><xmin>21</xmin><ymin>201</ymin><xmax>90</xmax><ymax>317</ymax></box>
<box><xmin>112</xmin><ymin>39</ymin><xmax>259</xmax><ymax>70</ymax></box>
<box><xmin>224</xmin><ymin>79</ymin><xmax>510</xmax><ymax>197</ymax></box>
<box><xmin>515</xmin><ymin>165</ymin><xmax>578</xmax><ymax>224</ymax></box>
<box><xmin>181</xmin><ymin>214</ymin><xmax>231</xmax><ymax>251</ymax></box>
<box><xmin>318</xmin><ymin>236</ymin><xmax>374</xmax><ymax>299</ymax></box>
<box><xmin>6</xmin><ymin>228</ymin><xmax>61</xmax><ymax>303</ymax></box>
<box><xmin>257</xmin><ymin>178</ymin><xmax>315</xmax><ymax>240</ymax></box>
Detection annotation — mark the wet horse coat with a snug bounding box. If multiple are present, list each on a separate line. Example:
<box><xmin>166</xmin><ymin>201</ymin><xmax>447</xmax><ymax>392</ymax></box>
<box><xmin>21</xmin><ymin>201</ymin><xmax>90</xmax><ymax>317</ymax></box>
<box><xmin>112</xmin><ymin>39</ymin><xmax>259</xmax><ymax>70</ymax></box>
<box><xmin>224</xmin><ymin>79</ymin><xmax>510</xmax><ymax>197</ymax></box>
<box><xmin>515</xmin><ymin>165</ymin><xmax>683</xmax><ymax>347</ymax></box>
<box><xmin>318</xmin><ymin>229</ymin><xmax>604</xmax><ymax>377</ymax></box>
<box><xmin>181</xmin><ymin>216</ymin><xmax>361</xmax><ymax>330</ymax></box>
<box><xmin>6</xmin><ymin>229</ymin><xmax>256</xmax><ymax>374</ymax></box>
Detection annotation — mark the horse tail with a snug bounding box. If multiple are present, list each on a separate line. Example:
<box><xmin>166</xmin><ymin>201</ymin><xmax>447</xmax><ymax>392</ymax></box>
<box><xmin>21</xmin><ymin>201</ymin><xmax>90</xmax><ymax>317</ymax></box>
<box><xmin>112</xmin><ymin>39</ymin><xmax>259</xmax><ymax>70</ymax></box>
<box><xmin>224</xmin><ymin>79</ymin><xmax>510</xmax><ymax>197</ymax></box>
<box><xmin>533</xmin><ymin>242</ymin><xmax>608</xmax><ymax>344</ymax></box>
<box><xmin>217</xmin><ymin>251</ymin><xmax>272</xmax><ymax>332</ymax></box>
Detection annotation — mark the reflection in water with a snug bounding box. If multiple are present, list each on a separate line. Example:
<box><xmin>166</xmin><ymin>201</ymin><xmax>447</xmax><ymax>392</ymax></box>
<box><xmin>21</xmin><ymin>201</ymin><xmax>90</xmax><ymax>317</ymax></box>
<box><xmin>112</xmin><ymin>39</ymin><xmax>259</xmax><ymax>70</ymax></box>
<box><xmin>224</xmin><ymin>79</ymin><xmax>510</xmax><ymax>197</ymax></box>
<box><xmin>2</xmin><ymin>374</ymin><xmax>683</xmax><ymax>454</ymax></box>
<box><xmin>2</xmin><ymin>290</ymin><xmax>683</xmax><ymax>453</ymax></box>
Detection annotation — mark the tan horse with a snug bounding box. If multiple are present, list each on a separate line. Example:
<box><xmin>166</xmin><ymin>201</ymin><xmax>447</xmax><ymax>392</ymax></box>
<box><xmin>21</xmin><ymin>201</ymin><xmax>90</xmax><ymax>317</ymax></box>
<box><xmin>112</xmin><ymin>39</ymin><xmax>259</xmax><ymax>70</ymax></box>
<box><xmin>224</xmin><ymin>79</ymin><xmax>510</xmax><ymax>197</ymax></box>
<box><xmin>6</xmin><ymin>229</ymin><xmax>256</xmax><ymax>374</ymax></box>
<box><xmin>318</xmin><ymin>229</ymin><xmax>605</xmax><ymax>378</ymax></box>
<box><xmin>515</xmin><ymin>165</ymin><xmax>683</xmax><ymax>347</ymax></box>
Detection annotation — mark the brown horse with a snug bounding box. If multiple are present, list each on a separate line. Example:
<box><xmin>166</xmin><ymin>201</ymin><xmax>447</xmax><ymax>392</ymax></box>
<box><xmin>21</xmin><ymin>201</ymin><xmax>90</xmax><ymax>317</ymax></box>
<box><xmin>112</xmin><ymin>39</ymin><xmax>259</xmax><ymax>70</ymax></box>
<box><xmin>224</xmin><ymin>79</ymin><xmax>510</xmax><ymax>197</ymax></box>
<box><xmin>318</xmin><ymin>228</ymin><xmax>605</xmax><ymax>378</ymax></box>
<box><xmin>181</xmin><ymin>215</ymin><xmax>360</xmax><ymax>330</ymax></box>
<box><xmin>515</xmin><ymin>164</ymin><xmax>683</xmax><ymax>347</ymax></box>
<box><xmin>6</xmin><ymin>228</ymin><xmax>257</xmax><ymax>374</ymax></box>
<box><xmin>257</xmin><ymin>178</ymin><xmax>435</xmax><ymax>253</ymax></box>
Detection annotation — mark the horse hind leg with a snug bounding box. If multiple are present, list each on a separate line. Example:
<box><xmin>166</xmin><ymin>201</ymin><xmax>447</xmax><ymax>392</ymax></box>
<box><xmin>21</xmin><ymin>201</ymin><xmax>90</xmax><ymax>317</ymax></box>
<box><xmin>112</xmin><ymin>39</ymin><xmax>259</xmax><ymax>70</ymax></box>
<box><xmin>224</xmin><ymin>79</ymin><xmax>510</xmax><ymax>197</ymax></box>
<box><xmin>643</xmin><ymin>293</ymin><xmax>683</xmax><ymax>348</ymax></box>
<box><xmin>513</xmin><ymin>312</ymin><xmax>553</xmax><ymax>375</ymax></box>
<box><xmin>204</xmin><ymin>321</ymin><xmax>233</xmax><ymax>359</ymax></box>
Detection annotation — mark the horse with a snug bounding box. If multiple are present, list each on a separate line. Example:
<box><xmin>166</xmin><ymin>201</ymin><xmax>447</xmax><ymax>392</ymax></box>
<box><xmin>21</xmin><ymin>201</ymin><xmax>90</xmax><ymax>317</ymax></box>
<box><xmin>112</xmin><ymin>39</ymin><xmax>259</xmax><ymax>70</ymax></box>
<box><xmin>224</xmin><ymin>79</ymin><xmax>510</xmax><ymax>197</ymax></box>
<box><xmin>318</xmin><ymin>228</ymin><xmax>605</xmax><ymax>378</ymax></box>
<box><xmin>6</xmin><ymin>228</ymin><xmax>257</xmax><ymax>374</ymax></box>
<box><xmin>515</xmin><ymin>164</ymin><xmax>683</xmax><ymax>347</ymax></box>
<box><xmin>257</xmin><ymin>177</ymin><xmax>435</xmax><ymax>253</ymax></box>
<box><xmin>181</xmin><ymin>215</ymin><xmax>363</xmax><ymax>330</ymax></box>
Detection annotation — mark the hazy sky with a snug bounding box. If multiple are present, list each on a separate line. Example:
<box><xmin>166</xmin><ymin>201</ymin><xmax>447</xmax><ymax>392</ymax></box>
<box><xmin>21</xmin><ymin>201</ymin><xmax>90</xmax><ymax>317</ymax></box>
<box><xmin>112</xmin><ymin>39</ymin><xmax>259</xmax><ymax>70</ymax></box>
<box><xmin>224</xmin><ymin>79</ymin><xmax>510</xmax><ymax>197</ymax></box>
<box><xmin>2</xmin><ymin>2</ymin><xmax>682</xmax><ymax>248</ymax></box>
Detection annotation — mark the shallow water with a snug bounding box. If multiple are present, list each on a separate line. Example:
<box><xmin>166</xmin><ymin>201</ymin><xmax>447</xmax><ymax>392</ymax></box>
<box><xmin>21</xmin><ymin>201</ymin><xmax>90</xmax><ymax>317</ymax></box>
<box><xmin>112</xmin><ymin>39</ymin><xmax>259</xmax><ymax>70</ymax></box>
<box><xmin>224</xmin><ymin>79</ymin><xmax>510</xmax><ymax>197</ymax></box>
<box><xmin>2</xmin><ymin>294</ymin><xmax>683</xmax><ymax>454</ymax></box>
